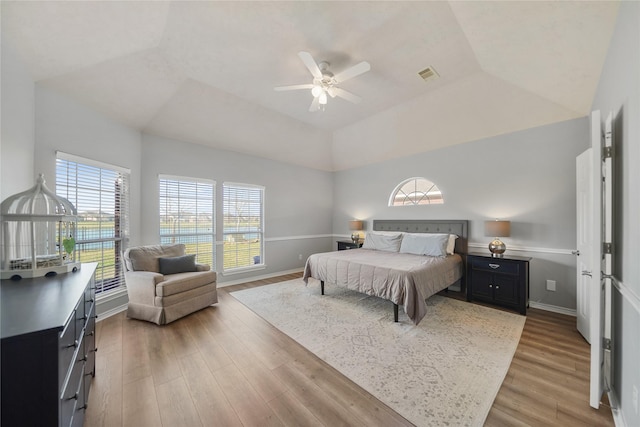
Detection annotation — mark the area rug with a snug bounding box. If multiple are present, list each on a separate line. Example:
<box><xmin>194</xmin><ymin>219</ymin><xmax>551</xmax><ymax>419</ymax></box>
<box><xmin>231</xmin><ymin>279</ymin><xmax>526</xmax><ymax>427</ymax></box>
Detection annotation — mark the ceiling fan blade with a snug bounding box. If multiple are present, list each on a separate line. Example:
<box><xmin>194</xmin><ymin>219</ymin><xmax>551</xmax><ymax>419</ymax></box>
<box><xmin>298</xmin><ymin>51</ymin><xmax>323</xmax><ymax>79</ymax></box>
<box><xmin>309</xmin><ymin>96</ymin><xmax>320</xmax><ymax>112</ymax></box>
<box><xmin>274</xmin><ymin>84</ymin><xmax>314</xmax><ymax>91</ymax></box>
<box><xmin>333</xmin><ymin>61</ymin><xmax>371</xmax><ymax>83</ymax></box>
<box><xmin>333</xmin><ymin>88</ymin><xmax>362</xmax><ymax>104</ymax></box>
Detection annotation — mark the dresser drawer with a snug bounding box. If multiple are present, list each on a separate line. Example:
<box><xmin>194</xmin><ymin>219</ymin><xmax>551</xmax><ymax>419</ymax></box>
<box><xmin>74</xmin><ymin>298</ymin><xmax>86</xmax><ymax>338</ymax></box>
<box><xmin>59</xmin><ymin>314</ymin><xmax>76</xmax><ymax>388</ymax></box>
<box><xmin>470</xmin><ymin>258</ymin><xmax>520</xmax><ymax>275</ymax></box>
<box><xmin>84</xmin><ymin>302</ymin><xmax>97</xmax><ymax>378</ymax></box>
<box><xmin>84</xmin><ymin>283</ymin><xmax>95</xmax><ymax>316</ymax></box>
<box><xmin>60</xmin><ymin>334</ymin><xmax>85</xmax><ymax>427</ymax></box>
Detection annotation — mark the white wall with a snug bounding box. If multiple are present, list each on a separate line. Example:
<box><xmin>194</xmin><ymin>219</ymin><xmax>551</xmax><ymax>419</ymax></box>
<box><xmin>140</xmin><ymin>133</ymin><xmax>334</xmax><ymax>284</ymax></box>
<box><xmin>333</xmin><ymin>117</ymin><xmax>589</xmax><ymax>310</ymax></box>
<box><xmin>591</xmin><ymin>2</ymin><xmax>640</xmax><ymax>425</ymax></box>
<box><xmin>1</xmin><ymin>43</ymin><xmax>35</xmax><ymax>200</ymax></box>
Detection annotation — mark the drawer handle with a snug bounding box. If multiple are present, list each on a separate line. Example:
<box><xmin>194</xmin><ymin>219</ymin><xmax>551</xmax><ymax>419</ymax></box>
<box><xmin>86</xmin><ymin>331</ymin><xmax>94</xmax><ymax>337</ymax></box>
<box><xmin>489</xmin><ymin>264</ymin><xmax>500</xmax><ymax>269</ymax></box>
<box><xmin>489</xmin><ymin>284</ymin><xmax>493</xmax><ymax>288</ymax></box>
<box><xmin>66</xmin><ymin>392</ymin><xmax>79</xmax><ymax>401</ymax></box>
<box><xmin>496</xmin><ymin>285</ymin><xmax>500</xmax><ymax>289</ymax></box>
<box><xmin>66</xmin><ymin>340</ymin><xmax>79</xmax><ymax>349</ymax></box>
<box><xmin>79</xmin><ymin>354</ymin><xmax>88</xmax><ymax>362</ymax></box>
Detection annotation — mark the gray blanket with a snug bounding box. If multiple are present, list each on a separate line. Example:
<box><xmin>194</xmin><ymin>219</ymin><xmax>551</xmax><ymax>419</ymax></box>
<box><xmin>303</xmin><ymin>248</ymin><xmax>463</xmax><ymax>325</ymax></box>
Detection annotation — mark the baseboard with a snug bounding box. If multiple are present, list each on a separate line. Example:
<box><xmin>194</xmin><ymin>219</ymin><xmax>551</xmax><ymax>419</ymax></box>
<box><xmin>529</xmin><ymin>301</ymin><xmax>577</xmax><ymax>317</ymax></box>
<box><xmin>218</xmin><ymin>267</ymin><xmax>303</xmax><ymax>287</ymax></box>
<box><xmin>607</xmin><ymin>390</ymin><xmax>625</xmax><ymax>427</ymax></box>
<box><xmin>97</xmin><ymin>304</ymin><xmax>127</xmax><ymax>322</ymax></box>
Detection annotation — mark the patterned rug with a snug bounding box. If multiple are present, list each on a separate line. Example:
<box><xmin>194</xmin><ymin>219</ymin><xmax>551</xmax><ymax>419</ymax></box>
<box><xmin>231</xmin><ymin>279</ymin><xmax>525</xmax><ymax>427</ymax></box>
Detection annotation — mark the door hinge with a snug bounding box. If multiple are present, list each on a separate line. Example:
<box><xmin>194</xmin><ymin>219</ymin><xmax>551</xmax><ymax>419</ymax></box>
<box><xmin>603</xmin><ymin>242</ymin><xmax>612</xmax><ymax>254</ymax></box>
<box><xmin>603</xmin><ymin>146</ymin><xmax>613</xmax><ymax>159</ymax></box>
<box><xmin>603</xmin><ymin>338</ymin><xmax>612</xmax><ymax>351</ymax></box>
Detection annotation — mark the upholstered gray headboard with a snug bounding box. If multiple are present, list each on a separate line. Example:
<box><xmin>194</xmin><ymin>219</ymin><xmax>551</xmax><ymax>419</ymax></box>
<box><xmin>372</xmin><ymin>220</ymin><xmax>469</xmax><ymax>254</ymax></box>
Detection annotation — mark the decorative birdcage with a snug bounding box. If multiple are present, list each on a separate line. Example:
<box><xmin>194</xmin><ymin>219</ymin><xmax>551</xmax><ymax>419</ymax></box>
<box><xmin>1</xmin><ymin>174</ymin><xmax>80</xmax><ymax>280</ymax></box>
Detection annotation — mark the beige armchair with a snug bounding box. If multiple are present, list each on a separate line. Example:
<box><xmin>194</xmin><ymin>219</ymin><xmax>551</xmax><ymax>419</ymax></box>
<box><xmin>122</xmin><ymin>244</ymin><xmax>217</xmax><ymax>325</ymax></box>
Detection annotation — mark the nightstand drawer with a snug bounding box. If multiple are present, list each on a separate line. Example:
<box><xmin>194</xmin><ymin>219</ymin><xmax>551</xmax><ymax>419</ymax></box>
<box><xmin>470</xmin><ymin>258</ymin><xmax>520</xmax><ymax>275</ymax></box>
<box><xmin>337</xmin><ymin>240</ymin><xmax>363</xmax><ymax>251</ymax></box>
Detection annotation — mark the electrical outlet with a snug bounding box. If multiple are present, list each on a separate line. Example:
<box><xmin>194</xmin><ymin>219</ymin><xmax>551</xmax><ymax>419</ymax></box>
<box><xmin>546</xmin><ymin>279</ymin><xmax>556</xmax><ymax>291</ymax></box>
<box><xmin>633</xmin><ymin>384</ymin><xmax>638</xmax><ymax>415</ymax></box>
<box><xmin>298</xmin><ymin>254</ymin><xmax>303</xmax><ymax>260</ymax></box>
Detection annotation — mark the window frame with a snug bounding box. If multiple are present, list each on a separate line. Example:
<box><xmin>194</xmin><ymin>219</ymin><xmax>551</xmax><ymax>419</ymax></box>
<box><xmin>158</xmin><ymin>174</ymin><xmax>216</xmax><ymax>270</ymax></box>
<box><xmin>388</xmin><ymin>177</ymin><xmax>444</xmax><ymax>206</ymax></box>
<box><xmin>222</xmin><ymin>182</ymin><xmax>265</xmax><ymax>274</ymax></box>
<box><xmin>55</xmin><ymin>152</ymin><xmax>130</xmax><ymax>297</ymax></box>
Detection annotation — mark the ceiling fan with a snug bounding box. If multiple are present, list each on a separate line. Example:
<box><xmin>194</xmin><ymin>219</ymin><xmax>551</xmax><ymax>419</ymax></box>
<box><xmin>275</xmin><ymin>51</ymin><xmax>371</xmax><ymax>112</ymax></box>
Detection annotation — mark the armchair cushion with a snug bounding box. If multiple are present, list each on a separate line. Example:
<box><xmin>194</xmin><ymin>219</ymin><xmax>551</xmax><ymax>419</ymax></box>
<box><xmin>158</xmin><ymin>254</ymin><xmax>197</xmax><ymax>275</ymax></box>
<box><xmin>156</xmin><ymin>270</ymin><xmax>218</xmax><ymax>297</ymax></box>
<box><xmin>125</xmin><ymin>243</ymin><xmax>185</xmax><ymax>273</ymax></box>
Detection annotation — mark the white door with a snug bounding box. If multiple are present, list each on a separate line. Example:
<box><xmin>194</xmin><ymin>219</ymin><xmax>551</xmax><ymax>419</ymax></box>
<box><xmin>576</xmin><ymin>148</ymin><xmax>594</xmax><ymax>342</ymax></box>
<box><xmin>586</xmin><ymin>110</ymin><xmax>615</xmax><ymax>409</ymax></box>
<box><xmin>599</xmin><ymin>112</ymin><xmax>614</xmax><ymax>404</ymax></box>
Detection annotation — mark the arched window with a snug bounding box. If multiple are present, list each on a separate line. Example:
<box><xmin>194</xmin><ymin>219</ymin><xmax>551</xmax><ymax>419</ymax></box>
<box><xmin>389</xmin><ymin>177</ymin><xmax>443</xmax><ymax>206</ymax></box>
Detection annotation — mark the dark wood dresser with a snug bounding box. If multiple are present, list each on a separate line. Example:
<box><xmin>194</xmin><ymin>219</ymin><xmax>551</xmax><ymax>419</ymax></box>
<box><xmin>1</xmin><ymin>262</ymin><xmax>98</xmax><ymax>427</ymax></box>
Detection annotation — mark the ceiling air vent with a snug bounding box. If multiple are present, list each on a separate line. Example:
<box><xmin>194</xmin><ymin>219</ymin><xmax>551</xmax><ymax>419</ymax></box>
<box><xmin>418</xmin><ymin>66</ymin><xmax>439</xmax><ymax>82</ymax></box>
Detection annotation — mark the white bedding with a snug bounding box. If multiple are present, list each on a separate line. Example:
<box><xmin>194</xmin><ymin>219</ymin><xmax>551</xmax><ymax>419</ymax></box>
<box><xmin>303</xmin><ymin>248</ymin><xmax>463</xmax><ymax>324</ymax></box>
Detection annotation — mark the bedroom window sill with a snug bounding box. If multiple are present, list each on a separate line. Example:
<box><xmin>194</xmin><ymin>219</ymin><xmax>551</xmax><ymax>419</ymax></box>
<box><xmin>223</xmin><ymin>265</ymin><xmax>266</xmax><ymax>276</ymax></box>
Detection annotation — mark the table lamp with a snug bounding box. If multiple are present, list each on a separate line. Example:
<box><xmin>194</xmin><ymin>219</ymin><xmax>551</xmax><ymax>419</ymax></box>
<box><xmin>349</xmin><ymin>220</ymin><xmax>363</xmax><ymax>243</ymax></box>
<box><xmin>485</xmin><ymin>220</ymin><xmax>510</xmax><ymax>257</ymax></box>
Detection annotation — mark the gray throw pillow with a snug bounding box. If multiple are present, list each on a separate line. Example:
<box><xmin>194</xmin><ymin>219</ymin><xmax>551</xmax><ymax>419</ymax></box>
<box><xmin>158</xmin><ymin>254</ymin><xmax>197</xmax><ymax>275</ymax></box>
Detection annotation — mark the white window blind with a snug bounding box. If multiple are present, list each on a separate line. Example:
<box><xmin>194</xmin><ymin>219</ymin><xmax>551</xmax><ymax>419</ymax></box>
<box><xmin>223</xmin><ymin>183</ymin><xmax>264</xmax><ymax>271</ymax></box>
<box><xmin>159</xmin><ymin>175</ymin><xmax>215</xmax><ymax>269</ymax></box>
<box><xmin>56</xmin><ymin>154</ymin><xmax>130</xmax><ymax>295</ymax></box>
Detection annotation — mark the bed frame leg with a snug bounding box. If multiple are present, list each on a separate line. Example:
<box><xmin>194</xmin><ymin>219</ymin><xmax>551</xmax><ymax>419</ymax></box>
<box><xmin>321</xmin><ymin>281</ymin><xmax>324</xmax><ymax>295</ymax></box>
<box><xmin>393</xmin><ymin>303</ymin><xmax>399</xmax><ymax>322</ymax></box>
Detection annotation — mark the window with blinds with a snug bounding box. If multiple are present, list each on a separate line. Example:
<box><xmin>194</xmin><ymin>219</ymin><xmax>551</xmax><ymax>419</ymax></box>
<box><xmin>159</xmin><ymin>176</ymin><xmax>215</xmax><ymax>269</ymax></box>
<box><xmin>56</xmin><ymin>153</ymin><xmax>130</xmax><ymax>295</ymax></box>
<box><xmin>223</xmin><ymin>182</ymin><xmax>264</xmax><ymax>272</ymax></box>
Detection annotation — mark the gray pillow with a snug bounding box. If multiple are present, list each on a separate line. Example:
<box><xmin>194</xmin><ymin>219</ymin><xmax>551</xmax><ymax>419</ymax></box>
<box><xmin>361</xmin><ymin>231</ymin><xmax>404</xmax><ymax>252</ymax></box>
<box><xmin>158</xmin><ymin>254</ymin><xmax>197</xmax><ymax>275</ymax></box>
<box><xmin>399</xmin><ymin>233</ymin><xmax>449</xmax><ymax>257</ymax></box>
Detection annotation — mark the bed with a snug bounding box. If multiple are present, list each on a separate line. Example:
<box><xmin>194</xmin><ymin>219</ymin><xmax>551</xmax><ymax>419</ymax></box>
<box><xmin>303</xmin><ymin>220</ymin><xmax>468</xmax><ymax>325</ymax></box>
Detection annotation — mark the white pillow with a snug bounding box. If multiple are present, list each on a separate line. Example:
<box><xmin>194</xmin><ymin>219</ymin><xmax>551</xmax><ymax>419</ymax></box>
<box><xmin>399</xmin><ymin>233</ymin><xmax>449</xmax><ymax>257</ymax></box>
<box><xmin>362</xmin><ymin>231</ymin><xmax>403</xmax><ymax>252</ymax></box>
<box><xmin>447</xmin><ymin>234</ymin><xmax>458</xmax><ymax>255</ymax></box>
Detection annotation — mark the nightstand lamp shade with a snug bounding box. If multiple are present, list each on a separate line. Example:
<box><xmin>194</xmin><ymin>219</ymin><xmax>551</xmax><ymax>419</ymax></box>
<box><xmin>485</xmin><ymin>220</ymin><xmax>511</xmax><ymax>257</ymax></box>
<box><xmin>349</xmin><ymin>220</ymin><xmax>363</xmax><ymax>243</ymax></box>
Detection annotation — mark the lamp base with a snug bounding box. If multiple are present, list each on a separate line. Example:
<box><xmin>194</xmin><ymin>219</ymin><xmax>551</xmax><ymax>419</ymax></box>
<box><xmin>351</xmin><ymin>233</ymin><xmax>360</xmax><ymax>243</ymax></box>
<box><xmin>488</xmin><ymin>238</ymin><xmax>506</xmax><ymax>257</ymax></box>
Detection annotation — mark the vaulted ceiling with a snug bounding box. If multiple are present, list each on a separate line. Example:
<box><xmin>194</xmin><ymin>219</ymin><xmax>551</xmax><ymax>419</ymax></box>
<box><xmin>1</xmin><ymin>1</ymin><xmax>619</xmax><ymax>171</ymax></box>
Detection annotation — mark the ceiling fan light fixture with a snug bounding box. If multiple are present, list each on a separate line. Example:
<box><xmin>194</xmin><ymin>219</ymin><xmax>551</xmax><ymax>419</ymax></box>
<box><xmin>311</xmin><ymin>85</ymin><xmax>323</xmax><ymax>97</ymax></box>
<box><xmin>275</xmin><ymin>51</ymin><xmax>371</xmax><ymax>112</ymax></box>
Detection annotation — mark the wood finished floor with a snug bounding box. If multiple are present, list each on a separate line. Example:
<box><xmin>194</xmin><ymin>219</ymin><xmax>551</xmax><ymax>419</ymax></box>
<box><xmin>85</xmin><ymin>273</ymin><xmax>614</xmax><ymax>427</ymax></box>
